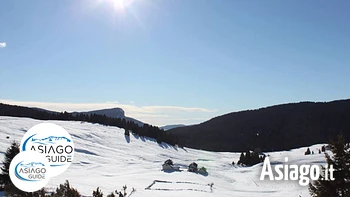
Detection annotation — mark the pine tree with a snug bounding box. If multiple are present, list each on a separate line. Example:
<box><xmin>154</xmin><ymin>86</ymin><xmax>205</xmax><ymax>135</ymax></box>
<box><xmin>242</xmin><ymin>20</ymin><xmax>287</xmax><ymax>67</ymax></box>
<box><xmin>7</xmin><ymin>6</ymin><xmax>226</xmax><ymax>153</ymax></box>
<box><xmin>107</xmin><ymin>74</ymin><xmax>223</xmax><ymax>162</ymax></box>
<box><xmin>251</xmin><ymin>151</ymin><xmax>260</xmax><ymax>165</ymax></box>
<box><xmin>0</xmin><ymin>141</ymin><xmax>28</xmax><ymax>196</ymax></box>
<box><xmin>305</xmin><ymin>147</ymin><xmax>311</xmax><ymax>155</ymax></box>
<box><xmin>51</xmin><ymin>180</ymin><xmax>81</xmax><ymax>197</ymax></box>
<box><xmin>238</xmin><ymin>152</ymin><xmax>245</xmax><ymax>165</ymax></box>
<box><xmin>309</xmin><ymin>134</ymin><xmax>350</xmax><ymax>197</ymax></box>
<box><xmin>0</xmin><ymin>141</ymin><xmax>20</xmax><ymax>189</ymax></box>
<box><xmin>0</xmin><ymin>141</ymin><xmax>47</xmax><ymax>197</ymax></box>
<box><xmin>156</xmin><ymin>133</ymin><xmax>162</xmax><ymax>144</ymax></box>
<box><xmin>93</xmin><ymin>187</ymin><xmax>103</xmax><ymax>197</ymax></box>
<box><xmin>245</xmin><ymin>150</ymin><xmax>252</xmax><ymax>165</ymax></box>
<box><xmin>124</xmin><ymin>129</ymin><xmax>130</xmax><ymax>136</ymax></box>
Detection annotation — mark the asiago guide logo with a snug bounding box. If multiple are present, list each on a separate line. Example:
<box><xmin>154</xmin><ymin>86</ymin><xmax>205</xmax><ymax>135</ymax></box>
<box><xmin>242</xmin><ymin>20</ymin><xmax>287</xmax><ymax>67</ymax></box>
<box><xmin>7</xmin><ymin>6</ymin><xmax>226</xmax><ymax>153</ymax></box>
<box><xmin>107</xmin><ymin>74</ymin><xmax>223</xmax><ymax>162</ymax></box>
<box><xmin>20</xmin><ymin>123</ymin><xmax>75</xmax><ymax>177</ymax></box>
<box><xmin>9</xmin><ymin>122</ymin><xmax>75</xmax><ymax>192</ymax></box>
<box><xmin>9</xmin><ymin>151</ymin><xmax>51</xmax><ymax>192</ymax></box>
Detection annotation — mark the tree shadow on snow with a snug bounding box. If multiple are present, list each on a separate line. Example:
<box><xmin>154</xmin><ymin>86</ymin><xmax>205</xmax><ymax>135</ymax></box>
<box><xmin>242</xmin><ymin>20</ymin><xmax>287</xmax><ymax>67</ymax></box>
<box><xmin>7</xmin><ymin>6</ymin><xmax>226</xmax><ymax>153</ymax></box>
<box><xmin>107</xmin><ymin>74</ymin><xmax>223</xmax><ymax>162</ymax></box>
<box><xmin>140</xmin><ymin>136</ymin><xmax>146</xmax><ymax>142</ymax></box>
<box><xmin>198</xmin><ymin>172</ymin><xmax>209</xmax><ymax>177</ymax></box>
<box><xmin>161</xmin><ymin>169</ymin><xmax>182</xmax><ymax>173</ymax></box>
<box><xmin>124</xmin><ymin>135</ymin><xmax>130</xmax><ymax>143</ymax></box>
<box><xmin>180</xmin><ymin>147</ymin><xmax>188</xmax><ymax>152</ymax></box>
<box><xmin>158</xmin><ymin>142</ymin><xmax>170</xmax><ymax>149</ymax></box>
<box><xmin>131</xmin><ymin>132</ymin><xmax>139</xmax><ymax>139</ymax></box>
<box><xmin>130</xmin><ymin>134</ymin><xmax>180</xmax><ymax>151</ymax></box>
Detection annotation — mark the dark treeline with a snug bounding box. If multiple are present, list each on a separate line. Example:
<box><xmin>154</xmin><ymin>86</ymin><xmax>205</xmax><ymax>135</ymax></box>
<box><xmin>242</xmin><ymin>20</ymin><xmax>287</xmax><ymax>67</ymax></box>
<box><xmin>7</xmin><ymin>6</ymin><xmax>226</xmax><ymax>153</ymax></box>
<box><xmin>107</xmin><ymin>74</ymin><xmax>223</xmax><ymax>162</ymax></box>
<box><xmin>170</xmin><ymin>99</ymin><xmax>350</xmax><ymax>152</ymax></box>
<box><xmin>0</xmin><ymin>103</ymin><xmax>178</xmax><ymax>146</ymax></box>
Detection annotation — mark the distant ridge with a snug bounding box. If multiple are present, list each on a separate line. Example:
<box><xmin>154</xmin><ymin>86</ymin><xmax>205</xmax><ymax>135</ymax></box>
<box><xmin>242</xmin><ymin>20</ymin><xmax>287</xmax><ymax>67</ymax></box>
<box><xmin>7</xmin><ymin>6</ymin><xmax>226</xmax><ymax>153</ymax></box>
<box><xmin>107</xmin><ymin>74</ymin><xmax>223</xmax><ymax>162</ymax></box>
<box><xmin>72</xmin><ymin>108</ymin><xmax>143</xmax><ymax>126</ymax></box>
<box><xmin>161</xmin><ymin>124</ymin><xmax>186</xmax><ymax>131</ymax></box>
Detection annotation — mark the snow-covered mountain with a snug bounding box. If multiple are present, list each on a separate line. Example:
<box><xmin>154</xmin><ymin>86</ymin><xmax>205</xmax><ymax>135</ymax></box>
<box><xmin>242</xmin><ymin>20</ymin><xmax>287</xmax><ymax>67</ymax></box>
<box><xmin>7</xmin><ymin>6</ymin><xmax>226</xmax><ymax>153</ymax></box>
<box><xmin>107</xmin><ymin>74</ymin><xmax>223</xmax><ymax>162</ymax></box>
<box><xmin>0</xmin><ymin>116</ymin><xmax>327</xmax><ymax>197</ymax></box>
<box><xmin>73</xmin><ymin>108</ymin><xmax>144</xmax><ymax>126</ymax></box>
<box><xmin>80</xmin><ymin>107</ymin><xmax>125</xmax><ymax>118</ymax></box>
<box><xmin>161</xmin><ymin>124</ymin><xmax>186</xmax><ymax>131</ymax></box>
<box><xmin>32</xmin><ymin>106</ymin><xmax>144</xmax><ymax>127</ymax></box>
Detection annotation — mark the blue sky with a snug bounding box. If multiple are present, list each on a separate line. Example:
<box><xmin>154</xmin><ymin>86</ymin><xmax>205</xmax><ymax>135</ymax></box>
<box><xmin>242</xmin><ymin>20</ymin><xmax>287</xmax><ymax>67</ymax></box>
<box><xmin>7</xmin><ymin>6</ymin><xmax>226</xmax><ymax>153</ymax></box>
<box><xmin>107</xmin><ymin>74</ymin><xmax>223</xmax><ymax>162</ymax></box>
<box><xmin>1</xmin><ymin>0</ymin><xmax>349</xmax><ymax>126</ymax></box>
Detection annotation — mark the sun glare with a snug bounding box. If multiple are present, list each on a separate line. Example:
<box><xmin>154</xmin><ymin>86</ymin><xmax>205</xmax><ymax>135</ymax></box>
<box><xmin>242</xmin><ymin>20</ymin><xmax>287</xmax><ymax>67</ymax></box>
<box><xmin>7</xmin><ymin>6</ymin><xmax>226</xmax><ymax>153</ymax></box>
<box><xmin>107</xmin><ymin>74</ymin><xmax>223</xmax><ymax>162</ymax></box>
<box><xmin>111</xmin><ymin>0</ymin><xmax>125</xmax><ymax>10</ymax></box>
<box><xmin>91</xmin><ymin>0</ymin><xmax>146</xmax><ymax>27</ymax></box>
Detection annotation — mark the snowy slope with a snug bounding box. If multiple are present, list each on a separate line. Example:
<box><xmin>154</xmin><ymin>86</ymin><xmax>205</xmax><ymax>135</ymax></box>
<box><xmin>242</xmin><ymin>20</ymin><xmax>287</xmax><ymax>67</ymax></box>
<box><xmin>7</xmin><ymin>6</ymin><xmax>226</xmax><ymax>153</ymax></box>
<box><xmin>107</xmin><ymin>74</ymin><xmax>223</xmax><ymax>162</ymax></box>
<box><xmin>0</xmin><ymin>116</ymin><xmax>327</xmax><ymax>197</ymax></box>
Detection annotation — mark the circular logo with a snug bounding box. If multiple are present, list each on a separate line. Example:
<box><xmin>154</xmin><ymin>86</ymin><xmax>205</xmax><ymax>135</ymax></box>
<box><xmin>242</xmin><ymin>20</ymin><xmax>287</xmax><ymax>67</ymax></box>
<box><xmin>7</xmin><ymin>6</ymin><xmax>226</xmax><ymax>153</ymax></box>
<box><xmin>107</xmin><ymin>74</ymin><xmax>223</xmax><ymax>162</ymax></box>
<box><xmin>9</xmin><ymin>151</ymin><xmax>51</xmax><ymax>192</ymax></box>
<box><xmin>20</xmin><ymin>123</ymin><xmax>74</xmax><ymax>177</ymax></box>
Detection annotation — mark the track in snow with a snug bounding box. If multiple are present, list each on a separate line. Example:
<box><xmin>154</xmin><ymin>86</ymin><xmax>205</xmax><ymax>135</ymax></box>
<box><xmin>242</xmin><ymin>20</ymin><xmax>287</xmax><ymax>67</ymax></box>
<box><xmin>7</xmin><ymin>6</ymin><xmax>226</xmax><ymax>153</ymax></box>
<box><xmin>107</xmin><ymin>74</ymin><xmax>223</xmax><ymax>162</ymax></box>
<box><xmin>145</xmin><ymin>180</ymin><xmax>214</xmax><ymax>193</ymax></box>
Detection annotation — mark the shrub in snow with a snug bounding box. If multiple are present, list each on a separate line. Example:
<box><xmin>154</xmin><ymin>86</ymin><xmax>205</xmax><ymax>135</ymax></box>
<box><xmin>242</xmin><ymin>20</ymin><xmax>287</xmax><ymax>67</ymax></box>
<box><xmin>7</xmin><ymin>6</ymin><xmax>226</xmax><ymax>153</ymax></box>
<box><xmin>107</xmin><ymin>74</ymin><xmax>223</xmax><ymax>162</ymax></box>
<box><xmin>305</xmin><ymin>148</ymin><xmax>311</xmax><ymax>155</ymax></box>
<box><xmin>162</xmin><ymin>164</ymin><xmax>173</xmax><ymax>171</ymax></box>
<box><xmin>188</xmin><ymin>162</ymin><xmax>198</xmax><ymax>172</ymax></box>
<box><xmin>52</xmin><ymin>180</ymin><xmax>81</xmax><ymax>197</ymax></box>
<box><xmin>164</xmin><ymin>159</ymin><xmax>173</xmax><ymax>166</ymax></box>
<box><xmin>162</xmin><ymin>159</ymin><xmax>180</xmax><ymax>171</ymax></box>
<box><xmin>198</xmin><ymin>166</ymin><xmax>208</xmax><ymax>175</ymax></box>
<box><xmin>116</xmin><ymin>185</ymin><xmax>132</xmax><ymax>197</ymax></box>
<box><xmin>93</xmin><ymin>187</ymin><xmax>103</xmax><ymax>197</ymax></box>
<box><xmin>107</xmin><ymin>192</ymin><xmax>116</xmax><ymax>197</ymax></box>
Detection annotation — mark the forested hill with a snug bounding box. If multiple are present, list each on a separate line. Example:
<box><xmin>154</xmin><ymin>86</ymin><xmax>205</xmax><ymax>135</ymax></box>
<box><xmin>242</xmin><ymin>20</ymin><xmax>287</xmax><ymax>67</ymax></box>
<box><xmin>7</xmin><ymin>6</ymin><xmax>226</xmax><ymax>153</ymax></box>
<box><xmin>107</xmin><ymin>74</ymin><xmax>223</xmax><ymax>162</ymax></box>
<box><xmin>0</xmin><ymin>103</ymin><xmax>178</xmax><ymax>146</ymax></box>
<box><xmin>170</xmin><ymin>99</ymin><xmax>350</xmax><ymax>152</ymax></box>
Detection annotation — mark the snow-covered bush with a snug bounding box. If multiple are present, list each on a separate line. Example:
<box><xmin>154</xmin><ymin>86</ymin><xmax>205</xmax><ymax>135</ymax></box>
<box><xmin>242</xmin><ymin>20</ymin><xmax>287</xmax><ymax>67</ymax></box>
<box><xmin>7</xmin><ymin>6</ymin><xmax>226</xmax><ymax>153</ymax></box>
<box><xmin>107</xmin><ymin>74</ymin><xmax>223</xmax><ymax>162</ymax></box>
<box><xmin>188</xmin><ymin>162</ymin><xmax>198</xmax><ymax>172</ymax></box>
<box><xmin>93</xmin><ymin>187</ymin><xmax>103</xmax><ymax>197</ymax></box>
<box><xmin>198</xmin><ymin>166</ymin><xmax>208</xmax><ymax>175</ymax></box>
<box><xmin>164</xmin><ymin>159</ymin><xmax>173</xmax><ymax>166</ymax></box>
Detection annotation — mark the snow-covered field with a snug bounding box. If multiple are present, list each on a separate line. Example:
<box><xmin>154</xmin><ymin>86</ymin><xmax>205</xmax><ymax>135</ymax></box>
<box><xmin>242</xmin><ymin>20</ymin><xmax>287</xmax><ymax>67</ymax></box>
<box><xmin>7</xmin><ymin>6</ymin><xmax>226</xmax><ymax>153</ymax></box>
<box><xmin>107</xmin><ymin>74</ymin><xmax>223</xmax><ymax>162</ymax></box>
<box><xmin>0</xmin><ymin>116</ymin><xmax>327</xmax><ymax>197</ymax></box>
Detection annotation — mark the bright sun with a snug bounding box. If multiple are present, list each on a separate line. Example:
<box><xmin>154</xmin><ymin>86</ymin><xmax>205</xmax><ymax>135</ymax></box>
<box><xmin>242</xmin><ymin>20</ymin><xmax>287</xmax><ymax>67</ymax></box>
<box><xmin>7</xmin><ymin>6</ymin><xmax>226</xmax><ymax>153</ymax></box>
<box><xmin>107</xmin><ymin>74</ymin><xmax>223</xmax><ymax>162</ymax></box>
<box><xmin>111</xmin><ymin>0</ymin><xmax>125</xmax><ymax>10</ymax></box>
<box><xmin>94</xmin><ymin>0</ymin><xmax>140</xmax><ymax>14</ymax></box>
<box><xmin>93</xmin><ymin>0</ymin><xmax>143</xmax><ymax>24</ymax></box>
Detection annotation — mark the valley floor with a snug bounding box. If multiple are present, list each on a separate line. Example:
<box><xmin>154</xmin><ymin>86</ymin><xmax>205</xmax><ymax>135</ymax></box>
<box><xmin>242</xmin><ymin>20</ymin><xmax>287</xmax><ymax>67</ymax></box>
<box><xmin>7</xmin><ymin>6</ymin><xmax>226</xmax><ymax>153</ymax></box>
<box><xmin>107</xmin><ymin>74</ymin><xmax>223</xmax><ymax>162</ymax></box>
<box><xmin>0</xmin><ymin>116</ymin><xmax>327</xmax><ymax>197</ymax></box>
